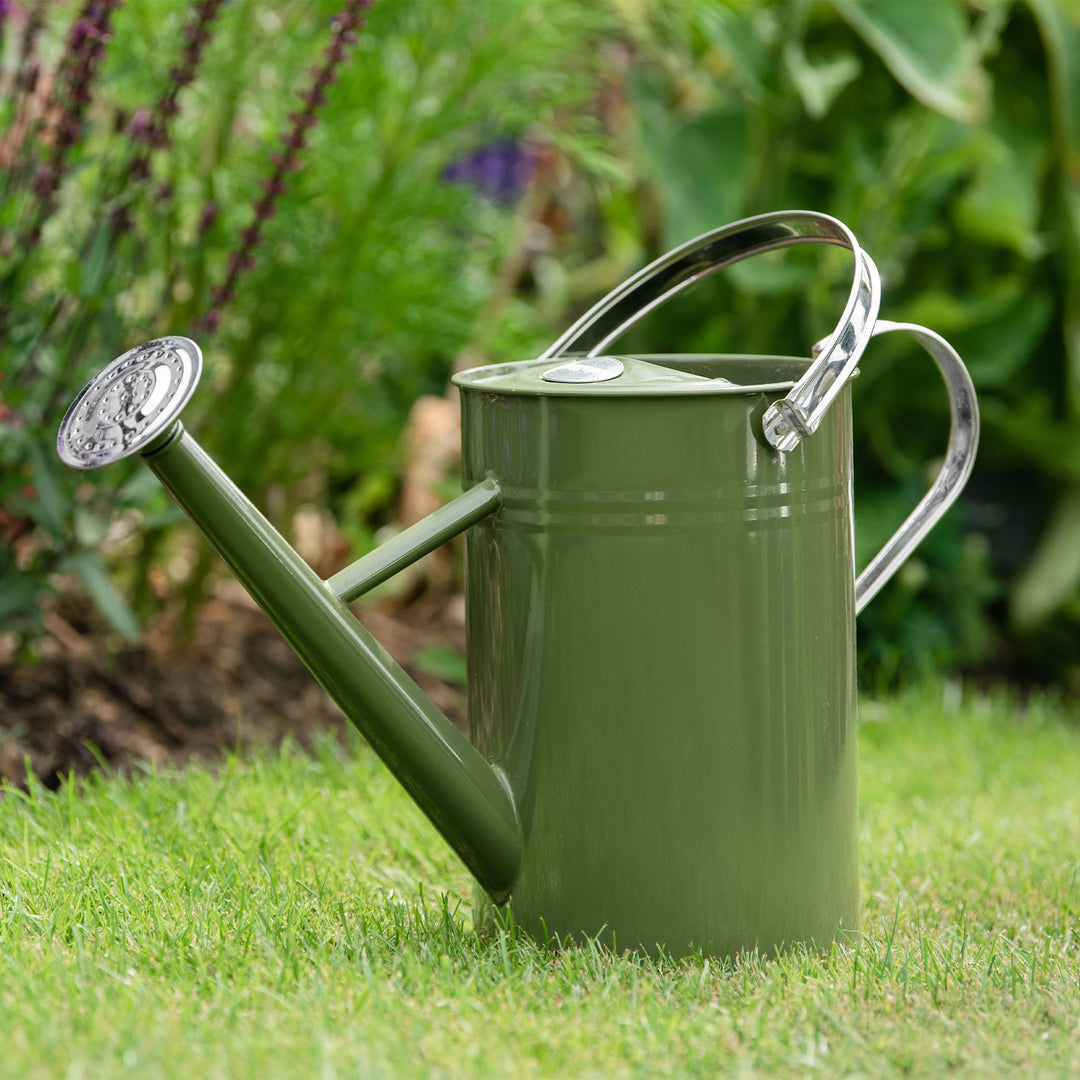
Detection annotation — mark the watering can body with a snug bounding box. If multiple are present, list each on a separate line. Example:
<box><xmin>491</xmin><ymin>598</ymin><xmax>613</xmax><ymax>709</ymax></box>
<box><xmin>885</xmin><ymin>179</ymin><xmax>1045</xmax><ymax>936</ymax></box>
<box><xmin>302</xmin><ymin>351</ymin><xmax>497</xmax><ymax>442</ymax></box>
<box><xmin>458</xmin><ymin>355</ymin><xmax>858</xmax><ymax>953</ymax></box>
<box><xmin>57</xmin><ymin>211</ymin><xmax>979</xmax><ymax>958</ymax></box>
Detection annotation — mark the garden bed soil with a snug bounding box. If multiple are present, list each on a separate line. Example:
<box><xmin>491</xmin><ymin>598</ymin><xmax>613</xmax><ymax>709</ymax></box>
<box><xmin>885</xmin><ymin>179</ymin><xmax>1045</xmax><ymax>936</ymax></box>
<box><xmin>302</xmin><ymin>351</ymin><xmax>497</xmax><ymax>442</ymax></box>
<box><xmin>0</xmin><ymin>587</ymin><xmax>466</xmax><ymax>790</ymax></box>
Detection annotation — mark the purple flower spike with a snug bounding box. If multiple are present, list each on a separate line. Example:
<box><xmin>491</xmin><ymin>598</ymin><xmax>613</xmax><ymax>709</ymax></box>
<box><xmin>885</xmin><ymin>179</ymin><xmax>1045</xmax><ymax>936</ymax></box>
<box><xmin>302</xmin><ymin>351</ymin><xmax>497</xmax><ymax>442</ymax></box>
<box><xmin>125</xmin><ymin>0</ymin><xmax>225</xmax><ymax>172</ymax></box>
<box><xmin>197</xmin><ymin>0</ymin><xmax>373</xmax><ymax>335</ymax></box>
<box><xmin>128</xmin><ymin>108</ymin><xmax>153</xmax><ymax>143</ymax></box>
<box><xmin>9</xmin><ymin>0</ymin><xmax>120</xmax><ymax>247</ymax></box>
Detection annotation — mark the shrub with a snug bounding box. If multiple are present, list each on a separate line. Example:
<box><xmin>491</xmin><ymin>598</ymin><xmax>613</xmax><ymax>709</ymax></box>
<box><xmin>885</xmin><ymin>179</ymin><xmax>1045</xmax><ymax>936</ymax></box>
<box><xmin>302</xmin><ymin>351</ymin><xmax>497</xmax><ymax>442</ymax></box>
<box><xmin>0</xmin><ymin>0</ymin><xmax>620</xmax><ymax>647</ymax></box>
<box><xmin>589</xmin><ymin>0</ymin><xmax>1079</xmax><ymax>687</ymax></box>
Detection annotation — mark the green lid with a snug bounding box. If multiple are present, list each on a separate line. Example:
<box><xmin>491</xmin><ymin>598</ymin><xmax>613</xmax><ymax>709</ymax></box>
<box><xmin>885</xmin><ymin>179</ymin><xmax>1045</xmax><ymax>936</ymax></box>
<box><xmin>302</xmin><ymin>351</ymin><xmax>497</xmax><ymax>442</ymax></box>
<box><xmin>452</xmin><ymin>354</ymin><xmax>811</xmax><ymax>397</ymax></box>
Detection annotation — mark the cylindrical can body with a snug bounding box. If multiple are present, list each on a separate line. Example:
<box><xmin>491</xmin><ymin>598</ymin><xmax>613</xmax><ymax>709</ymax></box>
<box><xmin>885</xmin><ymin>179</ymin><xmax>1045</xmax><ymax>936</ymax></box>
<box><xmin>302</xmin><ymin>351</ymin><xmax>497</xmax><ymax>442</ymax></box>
<box><xmin>455</xmin><ymin>355</ymin><xmax>858</xmax><ymax>957</ymax></box>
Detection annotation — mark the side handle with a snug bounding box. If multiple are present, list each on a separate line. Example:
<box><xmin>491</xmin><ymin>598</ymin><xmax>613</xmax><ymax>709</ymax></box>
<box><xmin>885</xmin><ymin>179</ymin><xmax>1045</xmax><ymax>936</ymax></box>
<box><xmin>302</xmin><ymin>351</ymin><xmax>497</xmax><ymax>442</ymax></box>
<box><xmin>854</xmin><ymin>321</ymin><xmax>980</xmax><ymax>614</ymax></box>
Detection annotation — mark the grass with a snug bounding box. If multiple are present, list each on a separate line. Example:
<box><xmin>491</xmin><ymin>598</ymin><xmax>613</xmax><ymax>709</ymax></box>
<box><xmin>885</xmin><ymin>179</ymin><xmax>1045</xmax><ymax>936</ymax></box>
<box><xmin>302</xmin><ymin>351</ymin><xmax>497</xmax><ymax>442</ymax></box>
<box><xmin>1</xmin><ymin>685</ymin><xmax>1078</xmax><ymax>1078</ymax></box>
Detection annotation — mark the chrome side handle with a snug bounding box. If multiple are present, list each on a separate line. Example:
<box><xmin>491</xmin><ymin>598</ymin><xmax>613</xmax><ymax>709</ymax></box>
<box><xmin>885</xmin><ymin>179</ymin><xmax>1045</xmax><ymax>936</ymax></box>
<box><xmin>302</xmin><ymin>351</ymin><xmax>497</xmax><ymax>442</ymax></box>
<box><xmin>854</xmin><ymin>321</ymin><xmax>981</xmax><ymax>613</ymax></box>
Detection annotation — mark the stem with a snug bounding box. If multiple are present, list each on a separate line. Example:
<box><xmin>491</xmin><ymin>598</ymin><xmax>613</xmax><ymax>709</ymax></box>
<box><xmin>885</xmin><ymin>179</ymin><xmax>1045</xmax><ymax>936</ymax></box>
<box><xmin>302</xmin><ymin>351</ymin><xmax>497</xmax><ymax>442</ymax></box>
<box><xmin>197</xmin><ymin>0</ymin><xmax>373</xmax><ymax>334</ymax></box>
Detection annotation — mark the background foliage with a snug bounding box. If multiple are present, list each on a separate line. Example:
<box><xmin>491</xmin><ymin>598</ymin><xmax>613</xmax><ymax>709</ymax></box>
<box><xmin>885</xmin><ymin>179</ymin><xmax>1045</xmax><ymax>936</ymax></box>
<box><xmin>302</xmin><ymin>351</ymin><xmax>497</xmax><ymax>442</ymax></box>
<box><xmin>2</xmin><ymin>0</ymin><xmax>1079</xmax><ymax>691</ymax></box>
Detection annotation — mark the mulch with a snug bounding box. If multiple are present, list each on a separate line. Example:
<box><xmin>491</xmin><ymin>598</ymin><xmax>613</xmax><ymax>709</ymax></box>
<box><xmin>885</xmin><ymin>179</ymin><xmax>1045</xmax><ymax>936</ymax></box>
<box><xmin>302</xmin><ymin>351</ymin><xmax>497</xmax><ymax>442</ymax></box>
<box><xmin>0</xmin><ymin>586</ymin><xmax>466</xmax><ymax>790</ymax></box>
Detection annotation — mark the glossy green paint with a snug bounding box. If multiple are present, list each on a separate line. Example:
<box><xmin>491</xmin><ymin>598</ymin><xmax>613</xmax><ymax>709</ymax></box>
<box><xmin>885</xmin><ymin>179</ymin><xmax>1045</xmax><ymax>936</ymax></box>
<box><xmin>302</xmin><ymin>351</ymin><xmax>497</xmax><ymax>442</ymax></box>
<box><xmin>454</xmin><ymin>355</ymin><xmax>858</xmax><ymax>956</ymax></box>
<box><xmin>141</xmin><ymin>426</ymin><xmax>522</xmax><ymax>898</ymax></box>
<box><xmin>328</xmin><ymin>478</ymin><xmax>501</xmax><ymax>603</ymax></box>
<box><xmin>135</xmin><ymin>353</ymin><xmax>861</xmax><ymax>958</ymax></box>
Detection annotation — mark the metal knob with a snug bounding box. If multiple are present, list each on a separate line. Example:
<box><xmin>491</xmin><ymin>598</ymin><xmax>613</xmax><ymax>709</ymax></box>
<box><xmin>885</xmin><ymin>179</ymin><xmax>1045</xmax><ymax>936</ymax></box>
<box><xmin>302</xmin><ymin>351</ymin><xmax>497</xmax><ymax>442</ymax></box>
<box><xmin>57</xmin><ymin>336</ymin><xmax>203</xmax><ymax>469</ymax></box>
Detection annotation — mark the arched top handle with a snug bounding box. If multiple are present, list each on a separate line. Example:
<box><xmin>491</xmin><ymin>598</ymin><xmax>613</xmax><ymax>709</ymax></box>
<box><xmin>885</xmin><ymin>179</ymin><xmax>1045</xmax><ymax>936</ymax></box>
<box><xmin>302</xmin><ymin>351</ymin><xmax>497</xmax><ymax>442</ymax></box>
<box><xmin>541</xmin><ymin>209</ymin><xmax>881</xmax><ymax>452</ymax></box>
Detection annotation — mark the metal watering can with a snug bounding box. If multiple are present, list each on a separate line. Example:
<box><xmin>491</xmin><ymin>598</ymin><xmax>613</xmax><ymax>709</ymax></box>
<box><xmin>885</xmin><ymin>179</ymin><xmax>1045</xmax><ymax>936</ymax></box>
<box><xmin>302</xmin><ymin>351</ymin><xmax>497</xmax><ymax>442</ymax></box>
<box><xmin>58</xmin><ymin>211</ymin><xmax>979</xmax><ymax>957</ymax></box>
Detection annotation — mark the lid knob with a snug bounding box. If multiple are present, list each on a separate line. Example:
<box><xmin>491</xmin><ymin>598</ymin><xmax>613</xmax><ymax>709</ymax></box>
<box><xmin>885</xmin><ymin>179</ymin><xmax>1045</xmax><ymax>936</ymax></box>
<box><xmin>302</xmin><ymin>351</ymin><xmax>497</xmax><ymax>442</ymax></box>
<box><xmin>541</xmin><ymin>357</ymin><xmax>625</xmax><ymax>384</ymax></box>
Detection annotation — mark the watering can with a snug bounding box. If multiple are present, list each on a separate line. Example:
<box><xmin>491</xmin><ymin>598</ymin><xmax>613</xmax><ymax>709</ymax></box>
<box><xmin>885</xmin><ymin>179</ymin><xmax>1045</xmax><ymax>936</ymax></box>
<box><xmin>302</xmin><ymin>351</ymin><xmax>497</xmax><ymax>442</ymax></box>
<box><xmin>57</xmin><ymin>211</ymin><xmax>979</xmax><ymax>957</ymax></box>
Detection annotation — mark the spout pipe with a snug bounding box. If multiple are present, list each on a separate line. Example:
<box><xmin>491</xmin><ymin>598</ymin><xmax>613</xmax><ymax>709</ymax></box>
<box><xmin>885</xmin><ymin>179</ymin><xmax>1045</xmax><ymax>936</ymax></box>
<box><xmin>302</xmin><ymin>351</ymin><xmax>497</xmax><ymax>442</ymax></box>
<box><xmin>141</xmin><ymin>424</ymin><xmax>521</xmax><ymax>897</ymax></box>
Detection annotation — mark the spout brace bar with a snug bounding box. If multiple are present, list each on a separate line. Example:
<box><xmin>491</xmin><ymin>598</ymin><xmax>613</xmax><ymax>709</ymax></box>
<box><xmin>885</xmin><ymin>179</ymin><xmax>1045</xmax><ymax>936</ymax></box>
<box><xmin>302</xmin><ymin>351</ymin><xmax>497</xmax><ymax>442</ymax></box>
<box><xmin>328</xmin><ymin>478</ymin><xmax>501</xmax><ymax>603</ymax></box>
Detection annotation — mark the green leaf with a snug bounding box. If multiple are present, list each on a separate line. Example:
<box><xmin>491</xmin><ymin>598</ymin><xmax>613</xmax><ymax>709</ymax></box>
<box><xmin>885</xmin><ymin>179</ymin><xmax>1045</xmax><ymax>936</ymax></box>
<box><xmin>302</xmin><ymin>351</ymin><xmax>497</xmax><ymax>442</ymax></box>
<box><xmin>1027</xmin><ymin>0</ymin><xmax>1080</xmax><ymax>158</ymax></box>
<box><xmin>832</xmin><ymin>0</ymin><xmax>990</xmax><ymax>122</ymax></box>
<box><xmin>978</xmin><ymin>398</ymin><xmax>1080</xmax><ymax>481</ymax></box>
<box><xmin>954</xmin><ymin>129</ymin><xmax>1049</xmax><ymax>257</ymax></box>
<box><xmin>65</xmin><ymin>551</ymin><xmax>141</xmax><ymax>643</ymax></box>
<box><xmin>691</xmin><ymin>1</ymin><xmax>772</xmax><ymax>98</ymax></box>
<box><xmin>1011</xmin><ymin>484</ymin><xmax>1080</xmax><ymax>628</ymax></box>
<box><xmin>950</xmin><ymin>289</ymin><xmax>1055</xmax><ymax>391</ymax></box>
<box><xmin>896</xmin><ymin>279</ymin><xmax>1053</xmax><ymax>391</ymax></box>
<box><xmin>0</xmin><ymin>571</ymin><xmax>44</xmax><ymax>624</ymax></box>
<box><xmin>631</xmin><ymin>73</ymin><xmax>750</xmax><ymax>246</ymax></box>
<box><xmin>24</xmin><ymin>434</ymin><xmax>68</xmax><ymax>539</ymax></box>
<box><xmin>783</xmin><ymin>42</ymin><xmax>862</xmax><ymax>121</ymax></box>
<box><xmin>1026</xmin><ymin>0</ymin><xmax>1080</xmax><ymax>415</ymax></box>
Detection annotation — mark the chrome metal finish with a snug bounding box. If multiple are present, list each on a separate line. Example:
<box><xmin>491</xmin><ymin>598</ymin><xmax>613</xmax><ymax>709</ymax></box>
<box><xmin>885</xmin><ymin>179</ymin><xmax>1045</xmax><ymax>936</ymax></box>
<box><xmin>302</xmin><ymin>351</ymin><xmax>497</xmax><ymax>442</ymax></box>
<box><xmin>854</xmin><ymin>321</ymin><xmax>981</xmax><ymax>613</ymax></box>
<box><xmin>763</xmin><ymin>250</ymin><xmax>879</xmax><ymax>452</ymax></box>
<box><xmin>541</xmin><ymin>357</ymin><xmax>625</xmax><ymax>384</ymax></box>
<box><xmin>541</xmin><ymin>210</ymin><xmax>881</xmax><ymax>452</ymax></box>
<box><xmin>57</xmin><ymin>337</ymin><xmax>202</xmax><ymax>469</ymax></box>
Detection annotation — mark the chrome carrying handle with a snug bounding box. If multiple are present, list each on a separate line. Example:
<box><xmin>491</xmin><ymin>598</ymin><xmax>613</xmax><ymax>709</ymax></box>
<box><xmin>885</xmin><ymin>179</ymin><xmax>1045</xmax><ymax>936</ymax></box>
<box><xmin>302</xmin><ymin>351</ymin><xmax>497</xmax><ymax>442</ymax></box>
<box><xmin>542</xmin><ymin>209</ymin><xmax>881</xmax><ymax>452</ymax></box>
<box><xmin>854</xmin><ymin>321</ymin><xmax>980</xmax><ymax>613</ymax></box>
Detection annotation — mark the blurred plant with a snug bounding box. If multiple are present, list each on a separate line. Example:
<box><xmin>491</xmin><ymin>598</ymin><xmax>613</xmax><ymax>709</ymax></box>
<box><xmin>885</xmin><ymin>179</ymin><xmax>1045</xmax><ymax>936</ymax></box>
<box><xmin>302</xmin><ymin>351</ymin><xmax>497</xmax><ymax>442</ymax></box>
<box><xmin>197</xmin><ymin>0</ymin><xmax>370</xmax><ymax>335</ymax></box>
<box><xmin>6</xmin><ymin>0</ymin><xmax>1077</xmax><ymax>694</ymax></box>
<box><xmin>574</xmin><ymin>0</ymin><xmax>1078</xmax><ymax>689</ymax></box>
<box><xmin>0</xmin><ymin>0</ymin><xmax>621</xmax><ymax>652</ymax></box>
<box><xmin>13</xmin><ymin>0</ymin><xmax>121</xmax><ymax>250</ymax></box>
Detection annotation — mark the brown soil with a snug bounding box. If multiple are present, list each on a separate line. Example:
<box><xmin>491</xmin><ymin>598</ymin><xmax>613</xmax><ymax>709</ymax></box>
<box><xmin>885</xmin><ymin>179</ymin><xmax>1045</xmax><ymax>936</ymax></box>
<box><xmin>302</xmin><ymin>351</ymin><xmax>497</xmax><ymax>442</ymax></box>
<box><xmin>0</xmin><ymin>586</ymin><xmax>466</xmax><ymax>790</ymax></box>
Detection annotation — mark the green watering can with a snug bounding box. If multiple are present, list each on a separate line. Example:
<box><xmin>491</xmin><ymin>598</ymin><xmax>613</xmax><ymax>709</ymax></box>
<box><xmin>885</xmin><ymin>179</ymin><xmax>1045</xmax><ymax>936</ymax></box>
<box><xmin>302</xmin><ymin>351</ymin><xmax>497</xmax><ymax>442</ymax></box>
<box><xmin>58</xmin><ymin>211</ymin><xmax>979</xmax><ymax>957</ymax></box>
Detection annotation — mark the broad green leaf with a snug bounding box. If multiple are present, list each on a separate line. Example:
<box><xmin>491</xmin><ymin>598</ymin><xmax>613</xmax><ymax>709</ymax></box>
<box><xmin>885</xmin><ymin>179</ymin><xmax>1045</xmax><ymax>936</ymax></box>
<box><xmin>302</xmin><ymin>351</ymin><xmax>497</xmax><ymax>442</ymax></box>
<box><xmin>833</xmin><ymin>0</ymin><xmax>990</xmax><ymax>122</ymax></box>
<box><xmin>1011</xmin><ymin>484</ymin><xmax>1080</xmax><ymax>628</ymax></box>
<box><xmin>978</xmin><ymin>398</ymin><xmax>1080</xmax><ymax>481</ymax></box>
<box><xmin>1027</xmin><ymin>0</ymin><xmax>1080</xmax><ymax>416</ymax></box>
<box><xmin>903</xmin><ymin>280</ymin><xmax>1056</xmax><ymax>393</ymax></box>
<box><xmin>0</xmin><ymin>571</ymin><xmax>43</xmax><ymax>623</ymax></box>
<box><xmin>954</xmin><ymin>130</ymin><xmax>1049</xmax><ymax>257</ymax></box>
<box><xmin>692</xmin><ymin>1</ymin><xmax>773</xmax><ymax>98</ymax></box>
<box><xmin>951</xmin><ymin>289</ymin><xmax>1054</xmax><ymax>391</ymax></box>
<box><xmin>631</xmin><ymin>81</ymin><xmax>750</xmax><ymax>246</ymax></box>
<box><xmin>1027</xmin><ymin>0</ymin><xmax>1080</xmax><ymax>161</ymax></box>
<box><xmin>24</xmin><ymin>434</ymin><xmax>69</xmax><ymax>539</ymax></box>
<box><xmin>65</xmin><ymin>551</ymin><xmax>141</xmax><ymax>643</ymax></box>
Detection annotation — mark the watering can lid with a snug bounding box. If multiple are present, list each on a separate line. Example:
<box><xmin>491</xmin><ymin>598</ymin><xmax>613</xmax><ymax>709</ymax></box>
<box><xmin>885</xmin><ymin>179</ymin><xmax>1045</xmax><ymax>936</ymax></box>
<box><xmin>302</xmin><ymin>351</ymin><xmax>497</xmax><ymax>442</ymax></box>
<box><xmin>452</xmin><ymin>354</ymin><xmax>812</xmax><ymax>398</ymax></box>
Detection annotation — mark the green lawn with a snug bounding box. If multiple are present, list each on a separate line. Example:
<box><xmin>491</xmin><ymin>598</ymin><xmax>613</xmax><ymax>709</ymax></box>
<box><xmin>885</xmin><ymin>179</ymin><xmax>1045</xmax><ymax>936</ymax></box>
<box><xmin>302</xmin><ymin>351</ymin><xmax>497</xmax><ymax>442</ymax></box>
<box><xmin>1</xmin><ymin>686</ymin><xmax>1078</xmax><ymax>1078</ymax></box>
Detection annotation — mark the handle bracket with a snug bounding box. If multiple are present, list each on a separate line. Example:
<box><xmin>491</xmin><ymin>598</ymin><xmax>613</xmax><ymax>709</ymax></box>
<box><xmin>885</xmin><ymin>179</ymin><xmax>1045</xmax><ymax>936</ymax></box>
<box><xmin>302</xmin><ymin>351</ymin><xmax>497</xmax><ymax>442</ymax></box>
<box><xmin>328</xmin><ymin>478</ymin><xmax>501</xmax><ymax>603</ymax></box>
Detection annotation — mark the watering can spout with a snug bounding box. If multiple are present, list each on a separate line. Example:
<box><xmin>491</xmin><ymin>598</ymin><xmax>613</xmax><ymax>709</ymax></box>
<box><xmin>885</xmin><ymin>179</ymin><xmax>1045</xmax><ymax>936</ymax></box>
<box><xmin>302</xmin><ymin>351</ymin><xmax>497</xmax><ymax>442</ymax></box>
<box><xmin>56</xmin><ymin>338</ymin><xmax>522</xmax><ymax>898</ymax></box>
